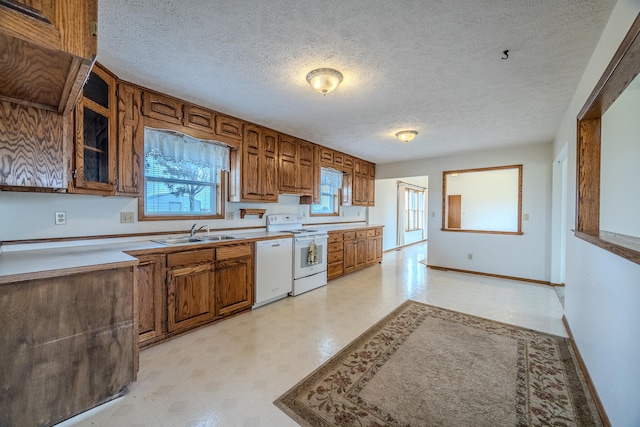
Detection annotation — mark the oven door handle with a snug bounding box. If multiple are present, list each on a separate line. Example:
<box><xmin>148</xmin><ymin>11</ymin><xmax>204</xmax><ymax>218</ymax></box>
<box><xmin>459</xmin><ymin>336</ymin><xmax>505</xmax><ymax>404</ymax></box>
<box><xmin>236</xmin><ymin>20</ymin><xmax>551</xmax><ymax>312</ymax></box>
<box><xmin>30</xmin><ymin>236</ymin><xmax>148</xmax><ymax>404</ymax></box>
<box><xmin>295</xmin><ymin>236</ymin><xmax>328</xmax><ymax>243</ymax></box>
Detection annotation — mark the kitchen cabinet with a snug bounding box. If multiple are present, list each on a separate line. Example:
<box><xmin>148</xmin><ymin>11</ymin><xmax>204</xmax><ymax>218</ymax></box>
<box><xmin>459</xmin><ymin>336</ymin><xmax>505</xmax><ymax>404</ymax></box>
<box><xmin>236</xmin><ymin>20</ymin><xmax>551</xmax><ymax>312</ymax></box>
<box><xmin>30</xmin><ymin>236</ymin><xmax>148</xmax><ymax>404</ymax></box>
<box><xmin>215</xmin><ymin>114</ymin><xmax>243</xmax><ymax>149</ymax></box>
<box><xmin>279</xmin><ymin>135</ymin><xmax>313</xmax><ymax>196</ymax></box>
<box><xmin>343</xmin><ymin>230</ymin><xmax>366</xmax><ymax>274</ymax></box>
<box><xmin>366</xmin><ymin>228</ymin><xmax>383</xmax><ymax>265</ymax></box>
<box><xmin>328</xmin><ymin>226</ymin><xmax>383</xmax><ymax>280</ymax></box>
<box><xmin>233</xmin><ymin>123</ymin><xmax>278</xmax><ymax>202</ymax></box>
<box><xmin>0</xmin><ymin>99</ymin><xmax>68</xmax><ymax>190</ymax></box>
<box><xmin>327</xmin><ymin>231</ymin><xmax>344</xmax><ymax>280</ymax></box>
<box><xmin>166</xmin><ymin>249</ymin><xmax>216</xmax><ymax>333</ymax></box>
<box><xmin>0</xmin><ymin>265</ymin><xmax>137</xmax><ymax>426</ymax></box>
<box><xmin>184</xmin><ymin>103</ymin><xmax>215</xmax><ymax>134</ymax></box>
<box><xmin>353</xmin><ymin>159</ymin><xmax>376</xmax><ymax>206</ymax></box>
<box><xmin>136</xmin><ymin>253</ymin><xmax>166</xmax><ymax>347</ymax></box>
<box><xmin>0</xmin><ymin>0</ymin><xmax>97</xmax><ymax>115</ymax></box>
<box><xmin>116</xmin><ymin>81</ymin><xmax>143</xmax><ymax>196</ymax></box>
<box><xmin>215</xmin><ymin>243</ymin><xmax>254</xmax><ymax>316</ymax></box>
<box><xmin>142</xmin><ymin>91</ymin><xmax>183</xmax><ymax>125</ymax></box>
<box><xmin>71</xmin><ymin>63</ymin><xmax>117</xmax><ymax>195</ymax></box>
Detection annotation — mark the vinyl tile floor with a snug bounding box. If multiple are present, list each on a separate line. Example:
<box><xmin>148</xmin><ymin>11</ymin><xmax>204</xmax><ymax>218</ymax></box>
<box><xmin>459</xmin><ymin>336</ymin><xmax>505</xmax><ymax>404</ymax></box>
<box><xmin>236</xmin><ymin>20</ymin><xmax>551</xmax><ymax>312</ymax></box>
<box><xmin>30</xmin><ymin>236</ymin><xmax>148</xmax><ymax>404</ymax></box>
<box><xmin>59</xmin><ymin>242</ymin><xmax>565</xmax><ymax>427</ymax></box>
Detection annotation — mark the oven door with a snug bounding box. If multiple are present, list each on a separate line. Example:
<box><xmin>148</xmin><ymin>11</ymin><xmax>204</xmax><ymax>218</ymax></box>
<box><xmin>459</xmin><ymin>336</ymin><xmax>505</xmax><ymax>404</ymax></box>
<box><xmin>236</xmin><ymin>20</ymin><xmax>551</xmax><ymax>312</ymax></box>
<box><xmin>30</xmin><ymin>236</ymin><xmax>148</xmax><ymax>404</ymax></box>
<box><xmin>294</xmin><ymin>236</ymin><xmax>328</xmax><ymax>279</ymax></box>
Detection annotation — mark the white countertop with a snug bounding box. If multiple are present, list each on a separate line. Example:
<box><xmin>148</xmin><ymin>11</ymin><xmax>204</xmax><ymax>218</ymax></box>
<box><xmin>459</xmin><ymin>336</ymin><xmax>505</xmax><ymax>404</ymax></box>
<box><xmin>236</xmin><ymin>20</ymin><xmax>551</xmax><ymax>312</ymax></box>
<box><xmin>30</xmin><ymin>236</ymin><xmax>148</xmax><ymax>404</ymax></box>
<box><xmin>0</xmin><ymin>230</ymin><xmax>292</xmax><ymax>284</ymax></box>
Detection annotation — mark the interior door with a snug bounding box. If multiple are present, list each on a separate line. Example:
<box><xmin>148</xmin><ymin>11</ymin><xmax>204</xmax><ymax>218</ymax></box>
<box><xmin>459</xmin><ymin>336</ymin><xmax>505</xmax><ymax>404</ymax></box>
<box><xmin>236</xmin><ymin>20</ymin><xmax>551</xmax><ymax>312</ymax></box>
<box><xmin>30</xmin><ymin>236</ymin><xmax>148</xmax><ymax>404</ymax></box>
<box><xmin>447</xmin><ymin>195</ymin><xmax>462</xmax><ymax>228</ymax></box>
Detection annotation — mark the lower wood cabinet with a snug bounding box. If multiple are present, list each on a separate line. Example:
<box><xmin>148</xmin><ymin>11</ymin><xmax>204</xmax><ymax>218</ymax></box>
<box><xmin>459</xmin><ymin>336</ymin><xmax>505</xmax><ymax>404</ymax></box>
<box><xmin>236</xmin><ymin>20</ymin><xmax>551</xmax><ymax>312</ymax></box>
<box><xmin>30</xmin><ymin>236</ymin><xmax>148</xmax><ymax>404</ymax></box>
<box><xmin>215</xmin><ymin>243</ymin><xmax>254</xmax><ymax>316</ymax></box>
<box><xmin>166</xmin><ymin>249</ymin><xmax>216</xmax><ymax>333</ymax></box>
<box><xmin>329</xmin><ymin>226</ymin><xmax>383</xmax><ymax>280</ymax></box>
<box><xmin>1</xmin><ymin>266</ymin><xmax>137</xmax><ymax>427</ymax></box>
<box><xmin>132</xmin><ymin>242</ymin><xmax>254</xmax><ymax>348</ymax></box>
<box><xmin>136</xmin><ymin>253</ymin><xmax>166</xmax><ymax>345</ymax></box>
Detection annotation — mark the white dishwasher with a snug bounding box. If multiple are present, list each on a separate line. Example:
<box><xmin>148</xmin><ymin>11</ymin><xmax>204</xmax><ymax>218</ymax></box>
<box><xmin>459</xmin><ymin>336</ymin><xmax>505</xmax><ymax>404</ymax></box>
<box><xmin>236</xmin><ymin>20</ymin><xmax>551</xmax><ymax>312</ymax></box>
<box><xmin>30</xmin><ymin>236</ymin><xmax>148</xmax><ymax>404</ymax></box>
<box><xmin>253</xmin><ymin>237</ymin><xmax>293</xmax><ymax>308</ymax></box>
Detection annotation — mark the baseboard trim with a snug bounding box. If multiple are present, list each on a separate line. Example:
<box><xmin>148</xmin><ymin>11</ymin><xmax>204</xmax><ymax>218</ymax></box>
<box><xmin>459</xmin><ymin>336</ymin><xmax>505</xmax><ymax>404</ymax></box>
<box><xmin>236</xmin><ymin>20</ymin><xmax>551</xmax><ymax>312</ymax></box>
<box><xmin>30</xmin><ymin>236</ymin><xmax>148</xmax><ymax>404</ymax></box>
<box><xmin>562</xmin><ymin>316</ymin><xmax>611</xmax><ymax>427</ymax></box>
<box><xmin>426</xmin><ymin>265</ymin><xmax>552</xmax><ymax>286</ymax></box>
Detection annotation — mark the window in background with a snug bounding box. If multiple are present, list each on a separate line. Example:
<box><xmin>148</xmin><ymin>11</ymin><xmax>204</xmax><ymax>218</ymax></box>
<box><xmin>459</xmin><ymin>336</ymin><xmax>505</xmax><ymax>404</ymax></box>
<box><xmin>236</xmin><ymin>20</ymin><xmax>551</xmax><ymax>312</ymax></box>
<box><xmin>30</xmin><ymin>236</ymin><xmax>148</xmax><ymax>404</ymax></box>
<box><xmin>143</xmin><ymin>128</ymin><xmax>229</xmax><ymax>219</ymax></box>
<box><xmin>405</xmin><ymin>187</ymin><xmax>424</xmax><ymax>231</ymax></box>
<box><xmin>311</xmin><ymin>168</ymin><xmax>343</xmax><ymax>216</ymax></box>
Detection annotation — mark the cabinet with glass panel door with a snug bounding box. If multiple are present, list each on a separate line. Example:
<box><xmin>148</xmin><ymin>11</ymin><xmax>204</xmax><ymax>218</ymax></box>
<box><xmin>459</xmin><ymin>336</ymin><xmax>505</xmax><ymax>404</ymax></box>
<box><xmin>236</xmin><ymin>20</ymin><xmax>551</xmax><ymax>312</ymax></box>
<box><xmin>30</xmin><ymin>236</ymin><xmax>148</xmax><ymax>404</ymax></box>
<box><xmin>71</xmin><ymin>63</ymin><xmax>117</xmax><ymax>195</ymax></box>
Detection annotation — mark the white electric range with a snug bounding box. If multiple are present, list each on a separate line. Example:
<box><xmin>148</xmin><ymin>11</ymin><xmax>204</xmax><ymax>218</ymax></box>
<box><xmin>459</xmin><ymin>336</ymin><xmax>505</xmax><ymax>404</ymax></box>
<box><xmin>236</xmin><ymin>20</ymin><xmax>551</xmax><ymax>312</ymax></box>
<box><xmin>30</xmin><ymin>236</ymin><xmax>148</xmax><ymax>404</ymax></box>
<box><xmin>266</xmin><ymin>214</ymin><xmax>329</xmax><ymax>296</ymax></box>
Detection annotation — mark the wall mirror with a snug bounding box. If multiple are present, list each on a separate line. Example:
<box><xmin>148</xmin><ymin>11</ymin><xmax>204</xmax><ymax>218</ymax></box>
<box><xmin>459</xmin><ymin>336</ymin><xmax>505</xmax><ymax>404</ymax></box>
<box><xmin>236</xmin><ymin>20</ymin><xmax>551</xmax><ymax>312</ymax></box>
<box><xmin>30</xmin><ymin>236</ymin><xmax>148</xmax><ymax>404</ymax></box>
<box><xmin>442</xmin><ymin>164</ymin><xmax>523</xmax><ymax>234</ymax></box>
<box><xmin>576</xmin><ymin>13</ymin><xmax>640</xmax><ymax>265</ymax></box>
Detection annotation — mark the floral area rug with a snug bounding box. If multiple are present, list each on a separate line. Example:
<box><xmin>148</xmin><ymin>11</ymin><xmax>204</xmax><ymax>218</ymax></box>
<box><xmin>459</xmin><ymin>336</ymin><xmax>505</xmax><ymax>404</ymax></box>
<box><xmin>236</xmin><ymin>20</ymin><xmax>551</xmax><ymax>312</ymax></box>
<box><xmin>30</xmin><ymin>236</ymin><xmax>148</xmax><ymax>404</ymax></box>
<box><xmin>274</xmin><ymin>300</ymin><xmax>602</xmax><ymax>426</ymax></box>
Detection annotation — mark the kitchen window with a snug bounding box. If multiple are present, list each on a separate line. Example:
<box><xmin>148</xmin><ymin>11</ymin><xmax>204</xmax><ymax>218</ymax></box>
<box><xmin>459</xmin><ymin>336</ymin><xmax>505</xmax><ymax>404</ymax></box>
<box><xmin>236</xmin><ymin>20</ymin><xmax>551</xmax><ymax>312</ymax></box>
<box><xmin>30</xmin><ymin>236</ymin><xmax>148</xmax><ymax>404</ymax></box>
<box><xmin>405</xmin><ymin>187</ymin><xmax>424</xmax><ymax>231</ymax></box>
<box><xmin>311</xmin><ymin>168</ymin><xmax>343</xmax><ymax>216</ymax></box>
<box><xmin>142</xmin><ymin>128</ymin><xmax>229</xmax><ymax>220</ymax></box>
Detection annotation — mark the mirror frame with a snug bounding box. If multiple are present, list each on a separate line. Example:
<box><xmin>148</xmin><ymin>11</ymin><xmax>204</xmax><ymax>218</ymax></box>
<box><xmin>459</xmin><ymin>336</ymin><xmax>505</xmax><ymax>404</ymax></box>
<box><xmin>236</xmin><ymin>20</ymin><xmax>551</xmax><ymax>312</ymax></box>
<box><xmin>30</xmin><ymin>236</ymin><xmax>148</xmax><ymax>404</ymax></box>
<box><xmin>441</xmin><ymin>164</ymin><xmax>523</xmax><ymax>235</ymax></box>
<box><xmin>576</xmin><ymin>13</ymin><xmax>640</xmax><ymax>265</ymax></box>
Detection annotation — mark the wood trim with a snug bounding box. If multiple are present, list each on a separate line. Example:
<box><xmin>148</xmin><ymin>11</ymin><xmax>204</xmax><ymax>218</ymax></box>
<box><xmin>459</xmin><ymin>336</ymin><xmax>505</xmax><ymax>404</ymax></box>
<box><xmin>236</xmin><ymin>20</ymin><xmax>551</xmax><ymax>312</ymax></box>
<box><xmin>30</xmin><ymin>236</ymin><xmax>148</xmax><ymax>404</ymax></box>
<box><xmin>442</xmin><ymin>164</ymin><xmax>523</xmax><ymax>234</ymax></box>
<box><xmin>575</xmin><ymin>13</ymin><xmax>640</xmax><ymax>265</ymax></box>
<box><xmin>426</xmin><ymin>265</ymin><xmax>553</xmax><ymax>286</ymax></box>
<box><xmin>562</xmin><ymin>316</ymin><xmax>611</xmax><ymax>427</ymax></box>
<box><xmin>574</xmin><ymin>230</ymin><xmax>640</xmax><ymax>265</ymax></box>
<box><xmin>0</xmin><ymin>260</ymin><xmax>139</xmax><ymax>285</ymax></box>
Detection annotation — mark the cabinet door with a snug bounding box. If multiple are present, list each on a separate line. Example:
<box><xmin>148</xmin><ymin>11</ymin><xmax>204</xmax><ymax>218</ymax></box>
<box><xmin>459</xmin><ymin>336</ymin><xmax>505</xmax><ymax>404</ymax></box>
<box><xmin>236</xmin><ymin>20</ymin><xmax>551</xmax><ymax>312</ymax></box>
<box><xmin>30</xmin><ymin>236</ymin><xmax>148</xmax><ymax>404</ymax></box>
<box><xmin>215</xmin><ymin>114</ymin><xmax>243</xmax><ymax>147</ymax></box>
<box><xmin>142</xmin><ymin>91</ymin><xmax>183</xmax><ymax>125</ymax></box>
<box><xmin>366</xmin><ymin>237</ymin><xmax>377</xmax><ymax>265</ymax></box>
<box><xmin>261</xmin><ymin>128</ymin><xmax>279</xmax><ymax>201</ymax></box>
<box><xmin>216</xmin><ymin>256</ymin><xmax>253</xmax><ymax>317</ymax></box>
<box><xmin>356</xmin><ymin>238</ymin><xmax>367</xmax><ymax>270</ymax></box>
<box><xmin>184</xmin><ymin>104</ymin><xmax>215</xmax><ymax>134</ymax></box>
<box><xmin>136</xmin><ymin>254</ymin><xmax>166</xmax><ymax>345</ymax></box>
<box><xmin>298</xmin><ymin>140</ymin><xmax>314</xmax><ymax>195</ymax></box>
<box><xmin>343</xmin><ymin>239</ymin><xmax>356</xmax><ymax>273</ymax></box>
<box><xmin>367</xmin><ymin>162</ymin><xmax>376</xmax><ymax>206</ymax></box>
<box><xmin>279</xmin><ymin>135</ymin><xmax>298</xmax><ymax>192</ymax></box>
<box><xmin>242</xmin><ymin>124</ymin><xmax>262</xmax><ymax>200</ymax></box>
<box><xmin>117</xmin><ymin>82</ymin><xmax>143</xmax><ymax>196</ymax></box>
<box><xmin>374</xmin><ymin>236</ymin><xmax>383</xmax><ymax>263</ymax></box>
<box><xmin>167</xmin><ymin>263</ymin><xmax>215</xmax><ymax>332</ymax></box>
<box><xmin>73</xmin><ymin>63</ymin><xmax>117</xmax><ymax>194</ymax></box>
<box><xmin>319</xmin><ymin>147</ymin><xmax>334</xmax><ymax>165</ymax></box>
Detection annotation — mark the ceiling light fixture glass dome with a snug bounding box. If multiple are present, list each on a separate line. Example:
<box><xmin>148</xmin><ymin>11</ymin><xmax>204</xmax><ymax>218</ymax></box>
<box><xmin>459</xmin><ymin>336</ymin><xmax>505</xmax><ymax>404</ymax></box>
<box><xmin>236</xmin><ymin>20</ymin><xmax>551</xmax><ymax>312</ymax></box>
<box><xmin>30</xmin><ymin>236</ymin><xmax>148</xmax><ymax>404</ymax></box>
<box><xmin>306</xmin><ymin>68</ymin><xmax>343</xmax><ymax>95</ymax></box>
<box><xmin>395</xmin><ymin>130</ymin><xmax>418</xmax><ymax>142</ymax></box>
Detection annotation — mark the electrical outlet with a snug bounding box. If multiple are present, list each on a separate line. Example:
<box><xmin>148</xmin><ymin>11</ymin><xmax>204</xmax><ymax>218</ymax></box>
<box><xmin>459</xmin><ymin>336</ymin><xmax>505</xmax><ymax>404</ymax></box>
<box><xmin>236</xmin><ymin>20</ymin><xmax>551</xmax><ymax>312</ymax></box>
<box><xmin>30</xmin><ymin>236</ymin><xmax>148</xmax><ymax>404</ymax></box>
<box><xmin>432</xmin><ymin>211</ymin><xmax>436</xmax><ymax>218</ymax></box>
<box><xmin>467</xmin><ymin>253</ymin><xmax>473</xmax><ymax>260</ymax></box>
<box><xmin>120</xmin><ymin>212</ymin><xmax>135</xmax><ymax>223</ymax></box>
<box><xmin>226</xmin><ymin>211</ymin><xmax>235</xmax><ymax>220</ymax></box>
<box><xmin>523</xmin><ymin>213</ymin><xmax>530</xmax><ymax>221</ymax></box>
<box><xmin>54</xmin><ymin>211</ymin><xmax>66</xmax><ymax>225</ymax></box>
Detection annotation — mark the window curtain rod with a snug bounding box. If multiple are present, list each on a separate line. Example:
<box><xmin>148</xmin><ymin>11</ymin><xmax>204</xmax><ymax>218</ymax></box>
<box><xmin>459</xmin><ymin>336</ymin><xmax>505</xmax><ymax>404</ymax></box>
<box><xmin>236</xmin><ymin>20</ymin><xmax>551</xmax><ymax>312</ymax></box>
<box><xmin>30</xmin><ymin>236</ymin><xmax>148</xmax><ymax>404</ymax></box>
<box><xmin>397</xmin><ymin>181</ymin><xmax>426</xmax><ymax>191</ymax></box>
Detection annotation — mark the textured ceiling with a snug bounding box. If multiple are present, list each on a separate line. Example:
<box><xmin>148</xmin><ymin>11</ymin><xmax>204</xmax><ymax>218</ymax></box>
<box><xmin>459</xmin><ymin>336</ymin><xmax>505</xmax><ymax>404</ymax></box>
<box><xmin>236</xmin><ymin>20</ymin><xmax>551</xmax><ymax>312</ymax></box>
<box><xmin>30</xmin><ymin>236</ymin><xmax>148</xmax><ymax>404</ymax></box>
<box><xmin>98</xmin><ymin>0</ymin><xmax>615</xmax><ymax>164</ymax></box>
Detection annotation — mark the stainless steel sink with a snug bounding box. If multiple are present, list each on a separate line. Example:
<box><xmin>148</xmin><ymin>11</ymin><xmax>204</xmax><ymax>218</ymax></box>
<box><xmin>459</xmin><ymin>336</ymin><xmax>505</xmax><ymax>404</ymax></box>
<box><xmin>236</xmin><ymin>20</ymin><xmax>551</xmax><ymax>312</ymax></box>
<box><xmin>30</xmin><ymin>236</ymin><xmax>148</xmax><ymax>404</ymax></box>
<box><xmin>197</xmin><ymin>235</ymin><xmax>238</xmax><ymax>241</ymax></box>
<box><xmin>154</xmin><ymin>235</ymin><xmax>238</xmax><ymax>245</ymax></box>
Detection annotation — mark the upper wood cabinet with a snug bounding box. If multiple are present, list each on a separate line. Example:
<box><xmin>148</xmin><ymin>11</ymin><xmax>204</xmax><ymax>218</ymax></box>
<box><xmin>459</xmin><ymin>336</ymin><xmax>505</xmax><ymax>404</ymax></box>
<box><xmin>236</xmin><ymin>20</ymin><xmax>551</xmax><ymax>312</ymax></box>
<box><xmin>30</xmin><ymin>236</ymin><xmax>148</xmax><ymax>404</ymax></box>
<box><xmin>71</xmin><ymin>63</ymin><xmax>117</xmax><ymax>195</ymax></box>
<box><xmin>0</xmin><ymin>0</ymin><xmax>97</xmax><ymax>115</ymax></box>
<box><xmin>278</xmin><ymin>135</ymin><xmax>314</xmax><ymax>196</ymax></box>
<box><xmin>353</xmin><ymin>159</ymin><xmax>375</xmax><ymax>206</ymax></box>
<box><xmin>0</xmin><ymin>99</ymin><xmax>68</xmax><ymax>190</ymax></box>
<box><xmin>184</xmin><ymin>104</ymin><xmax>215</xmax><ymax>133</ymax></box>
<box><xmin>232</xmin><ymin>124</ymin><xmax>278</xmax><ymax>202</ymax></box>
<box><xmin>214</xmin><ymin>114</ymin><xmax>243</xmax><ymax>149</ymax></box>
<box><xmin>142</xmin><ymin>91</ymin><xmax>183</xmax><ymax>125</ymax></box>
<box><xmin>117</xmin><ymin>82</ymin><xmax>143</xmax><ymax>196</ymax></box>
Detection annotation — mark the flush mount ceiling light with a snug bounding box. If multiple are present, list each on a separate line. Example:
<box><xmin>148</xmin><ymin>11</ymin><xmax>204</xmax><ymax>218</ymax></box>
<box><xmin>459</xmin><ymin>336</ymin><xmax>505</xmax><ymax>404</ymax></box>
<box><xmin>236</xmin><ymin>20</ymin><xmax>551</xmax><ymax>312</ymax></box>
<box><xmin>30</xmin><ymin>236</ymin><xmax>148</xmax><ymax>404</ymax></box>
<box><xmin>395</xmin><ymin>130</ymin><xmax>418</xmax><ymax>143</ymax></box>
<box><xmin>306</xmin><ymin>68</ymin><xmax>343</xmax><ymax>95</ymax></box>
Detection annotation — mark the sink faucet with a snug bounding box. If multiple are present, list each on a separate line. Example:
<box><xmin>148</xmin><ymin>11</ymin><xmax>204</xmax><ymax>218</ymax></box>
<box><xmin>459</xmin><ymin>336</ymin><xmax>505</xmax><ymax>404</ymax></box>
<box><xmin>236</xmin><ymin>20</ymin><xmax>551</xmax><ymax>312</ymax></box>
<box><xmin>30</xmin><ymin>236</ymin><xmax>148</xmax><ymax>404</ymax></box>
<box><xmin>190</xmin><ymin>224</ymin><xmax>205</xmax><ymax>237</ymax></box>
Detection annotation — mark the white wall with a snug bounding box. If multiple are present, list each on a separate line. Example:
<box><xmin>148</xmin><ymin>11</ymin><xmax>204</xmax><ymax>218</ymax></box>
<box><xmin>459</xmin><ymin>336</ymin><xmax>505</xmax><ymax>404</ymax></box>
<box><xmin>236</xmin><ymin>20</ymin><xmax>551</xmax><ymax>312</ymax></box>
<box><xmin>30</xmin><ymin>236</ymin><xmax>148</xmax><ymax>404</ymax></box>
<box><xmin>0</xmin><ymin>191</ymin><xmax>367</xmax><ymax>242</ymax></box>
<box><xmin>369</xmin><ymin>176</ymin><xmax>428</xmax><ymax>251</ymax></box>
<box><xmin>552</xmin><ymin>1</ymin><xmax>640</xmax><ymax>425</ymax></box>
<box><xmin>377</xmin><ymin>142</ymin><xmax>552</xmax><ymax>282</ymax></box>
<box><xmin>600</xmin><ymin>86</ymin><xmax>640</xmax><ymax>236</ymax></box>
